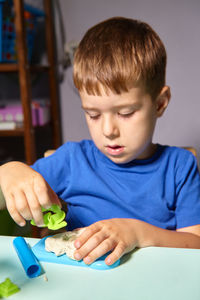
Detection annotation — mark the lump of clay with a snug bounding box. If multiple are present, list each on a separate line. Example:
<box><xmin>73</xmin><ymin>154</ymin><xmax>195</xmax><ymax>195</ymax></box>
<box><xmin>45</xmin><ymin>228</ymin><xmax>85</xmax><ymax>260</ymax></box>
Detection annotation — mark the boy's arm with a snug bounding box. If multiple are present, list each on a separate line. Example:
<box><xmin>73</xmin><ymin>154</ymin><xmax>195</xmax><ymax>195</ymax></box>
<box><xmin>73</xmin><ymin>218</ymin><xmax>200</xmax><ymax>266</ymax></box>
<box><xmin>0</xmin><ymin>161</ymin><xmax>60</xmax><ymax>226</ymax></box>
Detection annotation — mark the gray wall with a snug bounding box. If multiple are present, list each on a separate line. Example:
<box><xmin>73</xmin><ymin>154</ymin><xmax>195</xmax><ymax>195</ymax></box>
<box><xmin>58</xmin><ymin>0</ymin><xmax>200</xmax><ymax>163</ymax></box>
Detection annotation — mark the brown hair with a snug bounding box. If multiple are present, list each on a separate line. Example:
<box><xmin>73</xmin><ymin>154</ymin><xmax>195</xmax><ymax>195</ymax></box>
<box><xmin>73</xmin><ymin>17</ymin><xmax>167</xmax><ymax>100</ymax></box>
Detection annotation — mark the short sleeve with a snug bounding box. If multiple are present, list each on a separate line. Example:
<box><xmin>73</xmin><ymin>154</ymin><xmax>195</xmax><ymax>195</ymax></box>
<box><xmin>31</xmin><ymin>143</ymin><xmax>71</xmax><ymax>198</ymax></box>
<box><xmin>175</xmin><ymin>152</ymin><xmax>200</xmax><ymax>228</ymax></box>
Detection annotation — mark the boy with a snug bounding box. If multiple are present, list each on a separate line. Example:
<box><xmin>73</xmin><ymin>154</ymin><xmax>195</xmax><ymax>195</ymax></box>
<box><xmin>1</xmin><ymin>17</ymin><xmax>200</xmax><ymax>266</ymax></box>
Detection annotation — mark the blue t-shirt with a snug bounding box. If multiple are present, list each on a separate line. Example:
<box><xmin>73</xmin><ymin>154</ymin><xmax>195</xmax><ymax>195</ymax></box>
<box><xmin>32</xmin><ymin>140</ymin><xmax>200</xmax><ymax>231</ymax></box>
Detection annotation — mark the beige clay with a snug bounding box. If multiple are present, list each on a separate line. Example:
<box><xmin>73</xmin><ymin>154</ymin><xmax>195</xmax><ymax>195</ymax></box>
<box><xmin>45</xmin><ymin>228</ymin><xmax>85</xmax><ymax>260</ymax></box>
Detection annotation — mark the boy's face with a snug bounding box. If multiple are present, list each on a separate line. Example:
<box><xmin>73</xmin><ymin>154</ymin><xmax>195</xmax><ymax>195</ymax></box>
<box><xmin>80</xmin><ymin>86</ymin><xmax>169</xmax><ymax>164</ymax></box>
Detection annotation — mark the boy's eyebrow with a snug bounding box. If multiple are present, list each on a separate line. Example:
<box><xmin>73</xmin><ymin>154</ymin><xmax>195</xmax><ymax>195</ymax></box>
<box><xmin>81</xmin><ymin>103</ymin><xmax>140</xmax><ymax>111</ymax></box>
<box><xmin>81</xmin><ymin>105</ymin><xmax>99</xmax><ymax>111</ymax></box>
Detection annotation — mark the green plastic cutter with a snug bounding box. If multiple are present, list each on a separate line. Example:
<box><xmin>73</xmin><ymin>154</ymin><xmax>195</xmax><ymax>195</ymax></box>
<box><xmin>0</xmin><ymin>278</ymin><xmax>20</xmax><ymax>298</ymax></box>
<box><xmin>31</xmin><ymin>204</ymin><xmax>67</xmax><ymax>230</ymax></box>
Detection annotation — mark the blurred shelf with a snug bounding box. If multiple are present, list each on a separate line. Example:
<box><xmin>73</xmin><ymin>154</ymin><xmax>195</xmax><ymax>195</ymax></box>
<box><xmin>0</xmin><ymin>122</ymin><xmax>52</xmax><ymax>137</ymax></box>
<box><xmin>0</xmin><ymin>0</ymin><xmax>61</xmax><ymax>167</ymax></box>
<box><xmin>0</xmin><ymin>64</ymin><xmax>18</xmax><ymax>72</ymax></box>
<box><xmin>0</xmin><ymin>128</ymin><xmax>24</xmax><ymax>136</ymax></box>
<box><xmin>0</xmin><ymin>64</ymin><xmax>49</xmax><ymax>72</ymax></box>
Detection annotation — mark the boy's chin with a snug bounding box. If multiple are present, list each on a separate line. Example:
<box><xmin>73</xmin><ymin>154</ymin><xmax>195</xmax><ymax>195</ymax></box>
<box><xmin>105</xmin><ymin>154</ymin><xmax>134</xmax><ymax>164</ymax></box>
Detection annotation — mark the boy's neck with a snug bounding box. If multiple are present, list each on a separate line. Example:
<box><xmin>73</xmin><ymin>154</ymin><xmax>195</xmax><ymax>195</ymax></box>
<box><xmin>136</xmin><ymin>143</ymin><xmax>158</xmax><ymax>160</ymax></box>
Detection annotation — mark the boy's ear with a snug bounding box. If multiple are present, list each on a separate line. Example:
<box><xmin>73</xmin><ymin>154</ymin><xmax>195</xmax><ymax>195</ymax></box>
<box><xmin>155</xmin><ymin>86</ymin><xmax>171</xmax><ymax>117</ymax></box>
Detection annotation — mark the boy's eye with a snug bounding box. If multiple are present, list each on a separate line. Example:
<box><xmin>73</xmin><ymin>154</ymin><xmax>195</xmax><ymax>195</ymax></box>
<box><xmin>118</xmin><ymin>111</ymin><xmax>134</xmax><ymax>118</ymax></box>
<box><xmin>89</xmin><ymin>115</ymin><xmax>100</xmax><ymax>120</ymax></box>
<box><xmin>86</xmin><ymin>112</ymin><xmax>100</xmax><ymax>120</ymax></box>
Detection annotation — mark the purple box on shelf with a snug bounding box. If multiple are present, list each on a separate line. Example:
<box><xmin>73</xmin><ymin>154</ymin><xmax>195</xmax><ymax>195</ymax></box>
<box><xmin>0</xmin><ymin>100</ymin><xmax>50</xmax><ymax>127</ymax></box>
<box><xmin>0</xmin><ymin>103</ymin><xmax>37</xmax><ymax>125</ymax></box>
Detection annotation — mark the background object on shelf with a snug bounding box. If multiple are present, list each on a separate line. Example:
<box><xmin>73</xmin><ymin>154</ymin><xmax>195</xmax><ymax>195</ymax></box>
<box><xmin>0</xmin><ymin>99</ymin><xmax>50</xmax><ymax>127</ymax></box>
<box><xmin>0</xmin><ymin>120</ymin><xmax>22</xmax><ymax>129</ymax></box>
<box><xmin>0</xmin><ymin>0</ymin><xmax>45</xmax><ymax>63</ymax></box>
<box><xmin>32</xmin><ymin>99</ymin><xmax>50</xmax><ymax>126</ymax></box>
<box><xmin>0</xmin><ymin>102</ymin><xmax>36</xmax><ymax>125</ymax></box>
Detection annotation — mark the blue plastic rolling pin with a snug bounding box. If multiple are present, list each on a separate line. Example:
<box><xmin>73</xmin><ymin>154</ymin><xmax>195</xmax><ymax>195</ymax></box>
<box><xmin>13</xmin><ymin>237</ymin><xmax>41</xmax><ymax>278</ymax></box>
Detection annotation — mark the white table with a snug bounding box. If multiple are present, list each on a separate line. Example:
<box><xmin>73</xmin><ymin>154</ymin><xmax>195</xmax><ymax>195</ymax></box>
<box><xmin>1</xmin><ymin>235</ymin><xmax>200</xmax><ymax>300</ymax></box>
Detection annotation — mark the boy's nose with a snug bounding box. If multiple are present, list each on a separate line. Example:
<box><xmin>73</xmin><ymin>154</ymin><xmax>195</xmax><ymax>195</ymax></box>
<box><xmin>102</xmin><ymin>115</ymin><xmax>119</xmax><ymax>139</ymax></box>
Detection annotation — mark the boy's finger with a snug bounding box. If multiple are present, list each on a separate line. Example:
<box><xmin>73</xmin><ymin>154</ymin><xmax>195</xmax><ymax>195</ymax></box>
<box><xmin>6</xmin><ymin>194</ymin><xmax>26</xmax><ymax>227</ymax></box>
<box><xmin>34</xmin><ymin>179</ymin><xmax>52</xmax><ymax>209</ymax></box>
<box><xmin>12</xmin><ymin>190</ymin><xmax>33</xmax><ymax>220</ymax></box>
<box><xmin>30</xmin><ymin>204</ymin><xmax>44</xmax><ymax>226</ymax></box>
<box><xmin>25</xmin><ymin>188</ymin><xmax>44</xmax><ymax>226</ymax></box>
<box><xmin>74</xmin><ymin>224</ymin><xmax>100</xmax><ymax>249</ymax></box>
<box><xmin>83</xmin><ymin>238</ymin><xmax>115</xmax><ymax>265</ymax></box>
<box><xmin>74</xmin><ymin>231</ymin><xmax>108</xmax><ymax>260</ymax></box>
<box><xmin>105</xmin><ymin>243</ymin><xmax>126</xmax><ymax>265</ymax></box>
<box><xmin>34</xmin><ymin>177</ymin><xmax>60</xmax><ymax>209</ymax></box>
<box><xmin>49</xmin><ymin>188</ymin><xmax>61</xmax><ymax>207</ymax></box>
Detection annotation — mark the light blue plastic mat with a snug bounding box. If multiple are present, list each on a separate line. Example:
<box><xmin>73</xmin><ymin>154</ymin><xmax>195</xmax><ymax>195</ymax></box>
<box><xmin>32</xmin><ymin>237</ymin><xmax>120</xmax><ymax>270</ymax></box>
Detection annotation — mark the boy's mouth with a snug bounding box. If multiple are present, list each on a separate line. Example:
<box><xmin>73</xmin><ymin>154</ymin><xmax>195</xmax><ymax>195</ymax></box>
<box><xmin>105</xmin><ymin>145</ymin><xmax>125</xmax><ymax>156</ymax></box>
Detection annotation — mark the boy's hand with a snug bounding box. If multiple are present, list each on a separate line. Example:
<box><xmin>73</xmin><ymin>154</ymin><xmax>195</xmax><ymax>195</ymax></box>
<box><xmin>74</xmin><ymin>218</ymin><xmax>140</xmax><ymax>265</ymax></box>
<box><xmin>0</xmin><ymin>161</ymin><xmax>60</xmax><ymax>227</ymax></box>
<box><xmin>74</xmin><ymin>219</ymin><xmax>200</xmax><ymax>265</ymax></box>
